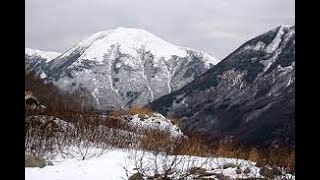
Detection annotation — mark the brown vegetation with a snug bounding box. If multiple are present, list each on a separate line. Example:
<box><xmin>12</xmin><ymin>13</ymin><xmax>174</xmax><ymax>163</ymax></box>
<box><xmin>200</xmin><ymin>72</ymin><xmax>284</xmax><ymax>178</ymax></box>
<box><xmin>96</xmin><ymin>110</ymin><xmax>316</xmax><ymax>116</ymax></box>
<box><xmin>110</xmin><ymin>106</ymin><xmax>154</xmax><ymax>117</ymax></box>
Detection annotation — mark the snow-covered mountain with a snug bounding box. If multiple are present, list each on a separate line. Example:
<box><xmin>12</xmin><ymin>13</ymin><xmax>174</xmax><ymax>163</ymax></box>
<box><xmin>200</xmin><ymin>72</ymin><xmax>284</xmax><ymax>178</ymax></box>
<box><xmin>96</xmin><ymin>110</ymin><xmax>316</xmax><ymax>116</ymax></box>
<box><xmin>43</xmin><ymin>27</ymin><xmax>219</xmax><ymax>109</ymax></box>
<box><xmin>149</xmin><ymin>25</ymin><xmax>295</xmax><ymax>147</ymax></box>
<box><xmin>25</xmin><ymin>48</ymin><xmax>61</xmax><ymax>78</ymax></box>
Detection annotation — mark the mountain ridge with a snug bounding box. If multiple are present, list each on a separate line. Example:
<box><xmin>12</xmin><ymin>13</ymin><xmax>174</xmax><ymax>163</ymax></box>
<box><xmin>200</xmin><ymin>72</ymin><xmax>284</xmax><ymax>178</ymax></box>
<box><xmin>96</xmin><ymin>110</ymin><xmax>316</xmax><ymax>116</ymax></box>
<box><xmin>25</xmin><ymin>27</ymin><xmax>220</xmax><ymax>110</ymax></box>
<box><xmin>148</xmin><ymin>25</ymin><xmax>295</xmax><ymax>147</ymax></box>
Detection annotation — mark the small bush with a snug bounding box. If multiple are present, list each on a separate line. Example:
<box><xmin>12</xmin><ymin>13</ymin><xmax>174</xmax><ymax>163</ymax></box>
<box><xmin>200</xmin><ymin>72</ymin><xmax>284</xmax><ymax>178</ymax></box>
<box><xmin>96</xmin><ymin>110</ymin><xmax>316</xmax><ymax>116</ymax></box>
<box><xmin>123</xmin><ymin>150</ymin><xmax>210</xmax><ymax>180</ymax></box>
<box><xmin>140</xmin><ymin>128</ymin><xmax>178</xmax><ymax>153</ymax></box>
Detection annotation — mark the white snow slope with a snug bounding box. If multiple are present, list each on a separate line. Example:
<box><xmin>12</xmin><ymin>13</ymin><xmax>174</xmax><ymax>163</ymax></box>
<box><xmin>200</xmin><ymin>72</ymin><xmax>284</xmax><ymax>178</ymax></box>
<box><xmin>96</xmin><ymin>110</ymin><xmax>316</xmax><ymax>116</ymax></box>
<box><xmin>58</xmin><ymin>27</ymin><xmax>219</xmax><ymax>65</ymax></box>
<box><xmin>46</xmin><ymin>27</ymin><xmax>220</xmax><ymax>109</ymax></box>
<box><xmin>25</xmin><ymin>148</ymin><xmax>295</xmax><ymax>180</ymax></box>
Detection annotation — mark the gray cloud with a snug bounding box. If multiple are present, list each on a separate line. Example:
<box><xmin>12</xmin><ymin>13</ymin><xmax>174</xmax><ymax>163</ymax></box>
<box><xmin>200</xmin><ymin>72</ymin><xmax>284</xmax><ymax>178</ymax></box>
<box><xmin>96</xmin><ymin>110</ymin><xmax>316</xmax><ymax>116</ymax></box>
<box><xmin>25</xmin><ymin>0</ymin><xmax>294</xmax><ymax>59</ymax></box>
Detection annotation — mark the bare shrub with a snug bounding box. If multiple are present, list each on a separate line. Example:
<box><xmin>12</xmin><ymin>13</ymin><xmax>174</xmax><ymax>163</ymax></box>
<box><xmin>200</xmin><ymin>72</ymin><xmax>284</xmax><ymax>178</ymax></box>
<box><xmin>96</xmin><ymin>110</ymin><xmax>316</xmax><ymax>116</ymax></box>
<box><xmin>25</xmin><ymin>112</ymin><xmax>144</xmax><ymax>159</ymax></box>
<box><xmin>123</xmin><ymin>150</ymin><xmax>210</xmax><ymax>180</ymax></box>
<box><xmin>172</xmin><ymin>135</ymin><xmax>212</xmax><ymax>157</ymax></box>
<box><xmin>139</xmin><ymin>128</ymin><xmax>178</xmax><ymax>153</ymax></box>
<box><xmin>25</xmin><ymin>117</ymin><xmax>61</xmax><ymax>158</ymax></box>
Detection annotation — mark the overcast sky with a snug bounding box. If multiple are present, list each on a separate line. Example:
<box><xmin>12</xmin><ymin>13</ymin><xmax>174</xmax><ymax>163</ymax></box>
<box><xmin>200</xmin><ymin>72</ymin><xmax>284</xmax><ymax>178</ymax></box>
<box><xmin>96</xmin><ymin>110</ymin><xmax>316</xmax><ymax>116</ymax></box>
<box><xmin>25</xmin><ymin>0</ymin><xmax>294</xmax><ymax>59</ymax></box>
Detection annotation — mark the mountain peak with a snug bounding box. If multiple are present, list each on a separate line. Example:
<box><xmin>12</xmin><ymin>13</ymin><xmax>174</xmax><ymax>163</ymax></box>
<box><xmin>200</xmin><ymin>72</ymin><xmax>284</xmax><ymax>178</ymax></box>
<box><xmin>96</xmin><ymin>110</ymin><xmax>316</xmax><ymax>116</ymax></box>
<box><xmin>83</xmin><ymin>27</ymin><xmax>155</xmax><ymax>44</ymax></box>
<box><xmin>43</xmin><ymin>28</ymin><xmax>219</xmax><ymax>109</ymax></box>
<box><xmin>76</xmin><ymin>27</ymin><xmax>188</xmax><ymax>61</ymax></box>
<box><xmin>56</xmin><ymin>27</ymin><xmax>218</xmax><ymax>65</ymax></box>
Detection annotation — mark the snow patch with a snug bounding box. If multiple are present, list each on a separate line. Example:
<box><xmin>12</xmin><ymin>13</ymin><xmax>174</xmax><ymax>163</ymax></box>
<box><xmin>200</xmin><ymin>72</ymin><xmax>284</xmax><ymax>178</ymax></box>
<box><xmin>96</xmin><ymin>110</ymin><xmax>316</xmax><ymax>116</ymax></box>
<box><xmin>91</xmin><ymin>88</ymin><xmax>100</xmax><ymax>106</ymax></box>
<box><xmin>39</xmin><ymin>72</ymin><xmax>47</xmax><ymax>79</ymax></box>
<box><xmin>265</xmin><ymin>26</ymin><xmax>289</xmax><ymax>53</ymax></box>
<box><xmin>138</xmin><ymin>60</ymin><xmax>154</xmax><ymax>101</ymax></box>
<box><xmin>130</xmin><ymin>113</ymin><xmax>183</xmax><ymax>138</ymax></box>
<box><xmin>261</xmin><ymin>26</ymin><xmax>295</xmax><ymax>72</ymax></box>
<box><xmin>253</xmin><ymin>41</ymin><xmax>266</xmax><ymax>51</ymax></box>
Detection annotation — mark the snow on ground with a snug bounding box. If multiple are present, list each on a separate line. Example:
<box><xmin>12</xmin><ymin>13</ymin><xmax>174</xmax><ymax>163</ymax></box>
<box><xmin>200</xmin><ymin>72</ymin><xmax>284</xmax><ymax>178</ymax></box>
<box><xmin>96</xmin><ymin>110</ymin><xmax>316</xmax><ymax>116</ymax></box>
<box><xmin>26</xmin><ymin>149</ymin><xmax>129</xmax><ymax>180</ymax></box>
<box><xmin>25</xmin><ymin>148</ymin><xmax>295</xmax><ymax>180</ymax></box>
<box><xmin>24</xmin><ymin>149</ymin><xmax>245</xmax><ymax>180</ymax></box>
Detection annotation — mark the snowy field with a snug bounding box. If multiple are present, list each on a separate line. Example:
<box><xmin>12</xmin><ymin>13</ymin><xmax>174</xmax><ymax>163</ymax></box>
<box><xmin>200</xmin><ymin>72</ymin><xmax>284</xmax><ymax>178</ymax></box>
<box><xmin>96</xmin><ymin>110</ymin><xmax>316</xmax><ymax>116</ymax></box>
<box><xmin>25</xmin><ymin>113</ymin><xmax>294</xmax><ymax>179</ymax></box>
<box><xmin>25</xmin><ymin>148</ymin><xmax>294</xmax><ymax>180</ymax></box>
<box><xmin>26</xmin><ymin>149</ymin><xmax>130</xmax><ymax>180</ymax></box>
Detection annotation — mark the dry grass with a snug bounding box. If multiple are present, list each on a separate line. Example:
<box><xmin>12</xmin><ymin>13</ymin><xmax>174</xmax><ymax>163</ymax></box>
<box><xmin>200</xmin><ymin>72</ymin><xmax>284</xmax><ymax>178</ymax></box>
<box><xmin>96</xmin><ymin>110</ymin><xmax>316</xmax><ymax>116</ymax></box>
<box><xmin>25</xmin><ymin>90</ymin><xmax>33</xmax><ymax>97</ymax></box>
<box><xmin>140</xmin><ymin>128</ymin><xmax>178</xmax><ymax>152</ymax></box>
<box><xmin>111</xmin><ymin>106</ymin><xmax>155</xmax><ymax>117</ymax></box>
<box><xmin>128</xmin><ymin>106</ymin><xmax>154</xmax><ymax>116</ymax></box>
<box><xmin>247</xmin><ymin>147</ymin><xmax>260</xmax><ymax>162</ymax></box>
<box><xmin>172</xmin><ymin>135</ymin><xmax>212</xmax><ymax>157</ymax></box>
<box><xmin>264</xmin><ymin>148</ymin><xmax>295</xmax><ymax>173</ymax></box>
<box><xmin>212</xmin><ymin>142</ymin><xmax>295</xmax><ymax>173</ymax></box>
